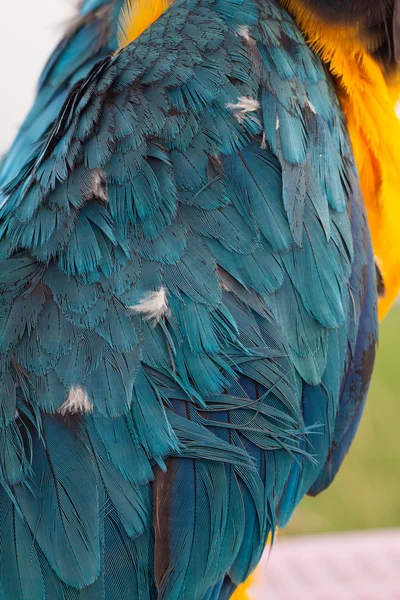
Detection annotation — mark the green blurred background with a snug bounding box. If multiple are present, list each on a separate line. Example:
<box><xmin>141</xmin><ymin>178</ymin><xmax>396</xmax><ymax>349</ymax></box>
<box><xmin>287</xmin><ymin>305</ymin><xmax>400</xmax><ymax>535</ymax></box>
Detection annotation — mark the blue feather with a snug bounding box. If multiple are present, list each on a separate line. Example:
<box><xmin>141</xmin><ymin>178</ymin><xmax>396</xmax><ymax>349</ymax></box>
<box><xmin>0</xmin><ymin>490</ymin><xmax>45</xmax><ymax>600</ymax></box>
<box><xmin>15</xmin><ymin>415</ymin><xmax>100</xmax><ymax>588</ymax></box>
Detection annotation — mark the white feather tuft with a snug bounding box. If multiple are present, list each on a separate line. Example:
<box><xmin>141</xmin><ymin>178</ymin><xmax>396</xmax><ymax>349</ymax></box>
<box><xmin>59</xmin><ymin>386</ymin><xmax>94</xmax><ymax>416</ymax></box>
<box><xmin>306</xmin><ymin>98</ymin><xmax>317</xmax><ymax>114</ymax></box>
<box><xmin>260</xmin><ymin>132</ymin><xmax>267</xmax><ymax>149</ymax></box>
<box><xmin>237</xmin><ymin>25</ymin><xmax>252</xmax><ymax>43</ymax></box>
<box><xmin>91</xmin><ymin>169</ymin><xmax>108</xmax><ymax>203</ymax></box>
<box><xmin>227</xmin><ymin>96</ymin><xmax>260</xmax><ymax>124</ymax></box>
<box><xmin>129</xmin><ymin>287</ymin><xmax>170</xmax><ymax>322</ymax></box>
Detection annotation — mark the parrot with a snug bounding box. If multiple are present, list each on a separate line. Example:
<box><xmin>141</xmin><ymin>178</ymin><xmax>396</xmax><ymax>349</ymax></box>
<box><xmin>0</xmin><ymin>0</ymin><xmax>399</xmax><ymax>598</ymax></box>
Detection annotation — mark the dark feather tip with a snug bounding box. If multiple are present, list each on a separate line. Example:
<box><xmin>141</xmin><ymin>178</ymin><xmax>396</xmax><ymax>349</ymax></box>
<box><xmin>394</xmin><ymin>0</ymin><xmax>400</xmax><ymax>62</ymax></box>
<box><xmin>375</xmin><ymin>262</ymin><xmax>386</xmax><ymax>297</ymax></box>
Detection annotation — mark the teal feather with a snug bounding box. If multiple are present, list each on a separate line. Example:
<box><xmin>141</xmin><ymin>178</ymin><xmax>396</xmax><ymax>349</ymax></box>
<box><xmin>103</xmin><ymin>508</ymin><xmax>157</xmax><ymax>600</ymax></box>
<box><xmin>43</xmin><ymin>265</ymin><xmax>99</xmax><ymax>312</ymax></box>
<box><xmin>35</xmin><ymin>297</ymin><xmax>81</xmax><ymax>356</ymax></box>
<box><xmin>15</xmin><ymin>415</ymin><xmax>100</xmax><ymax>588</ymax></box>
<box><xmin>88</xmin><ymin>423</ymin><xmax>149</xmax><ymax>537</ymax></box>
<box><xmin>222</xmin><ymin>144</ymin><xmax>293</xmax><ymax>252</ymax></box>
<box><xmin>54</xmin><ymin>332</ymin><xmax>106</xmax><ymax>387</ymax></box>
<box><xmin>0</xmin><ymin>372</ymin><xmax>16</xmax><ymax>425</ymax></box>
<box><xmin>84</xmin><ymin>348</ymin><xmax>138</xmax><ymax>417</ymax></box>
<box><xmin>0</xmin><ymin>490</ymin><xmax>45</xmax><ymax>600</ymax></box>
<box><xmin>0</xmin><ymin>285</ymin><xmax>46</xmax><ymax>353</ymax></box>
<box><xmin>30</xmin><ymin>371</ymin><xmax>68</xmax><ymax>413</ymax></box>
<box><xmin>90</xmin><ymin>411</ymin><xmax>155</xmax><ymax>485</ymax></box>
<box><xmin>0</xmin><ymin>417</ymin><xmax>32</xmax><ymax>486</ymax></box>
<box><xmin>95</xmin><ymin>298</ymin><xmax>138</xmax><ymax>352</ymax></box>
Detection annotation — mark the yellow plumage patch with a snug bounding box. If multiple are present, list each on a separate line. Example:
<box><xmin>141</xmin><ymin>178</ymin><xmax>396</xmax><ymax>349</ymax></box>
<box><xmin>230</xmin><ymin>573</ymin><xmax>254</xmax><ymax>600</ymax></box>
<box><xmin>282</xmin><ymin>0</ymin><xmax>400</xmax><ymax>320</ymax></box>
<box><xmin>117</xmin><ymin>0</ymin><xmax>171</xmax><ymax>49</ymax></box>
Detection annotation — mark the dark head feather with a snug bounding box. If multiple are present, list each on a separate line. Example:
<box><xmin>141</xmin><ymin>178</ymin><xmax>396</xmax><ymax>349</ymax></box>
<box><xmin>300</xmin><ymin>0</ymin><xmax>400</xmax><ymax>73</ymax></box>
<box><xmin>394</xmin><ymin>0</ymin><xmax>400</xmax><ymax>62</ymax></box>
<box><xmin>300</xmin><ymin>0</ymin><xmax>395</xmax><ymax>25</ymax></box>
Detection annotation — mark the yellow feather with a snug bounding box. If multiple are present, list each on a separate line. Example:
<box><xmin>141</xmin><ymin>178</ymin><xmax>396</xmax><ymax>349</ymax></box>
<box><xmin>231</xmin><ymin>534</ymin><xmax>272</xmax><ymax>598</ymax></box>
<box><xmin>117</xmin><ymin>0</ymin><xmax>172</xmax><ymax>49</ymax></box>
<box><xmin>281</xmin><ymin>0</ymin><xmax>400</xmax><ymax>320</ymax></box>
<box><xmin>230</xmin><ymin>573</ymin><xmax>254</xmax><ymax>600</ymax></box>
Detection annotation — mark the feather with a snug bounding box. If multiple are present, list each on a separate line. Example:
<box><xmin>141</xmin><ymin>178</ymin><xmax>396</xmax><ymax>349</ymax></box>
<box><xmin>0</xmin><ymin>490</ymin><xmax>45</xmax><ymax>600</ymax></box>
<box><xmin>15</xmin><ymin>415</ymin><xmax>100</xmax><ymax>588</ymax></box>
<box><xmin>88</xmin><ymin>421</ymin><xmax>150</xmax><ymax>537</ymax></box>
<box><xmin>221</xmin><ymin>144</ymin><xmax>293</xmax><ymax>252</ymax></box>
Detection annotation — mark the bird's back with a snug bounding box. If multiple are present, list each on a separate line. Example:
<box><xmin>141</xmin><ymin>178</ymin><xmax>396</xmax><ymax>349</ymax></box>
<box><xmin>0</xmin><ymin>1</ymin><xmax>380</xmax><ymax>598</ymax></box>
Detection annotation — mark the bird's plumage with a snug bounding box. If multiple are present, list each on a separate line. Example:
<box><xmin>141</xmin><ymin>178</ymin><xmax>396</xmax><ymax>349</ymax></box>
<box><xmin>0</xmin><ymin>0</ymin><xmax>125</xmax><ymax>189</ymax></box>
<box><xmin>281</xmin><ymin>0</ymin><xmax>400</xmax><ymax>320</ymax></box>
<box><xmin>0</xmin><ymin>0</ymin><xmax>381</xmax><ymax>598</ymax></box>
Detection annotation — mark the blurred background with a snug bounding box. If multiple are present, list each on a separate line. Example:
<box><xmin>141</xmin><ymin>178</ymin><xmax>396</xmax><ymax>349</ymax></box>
<box><xmin>0</xmin><ymin>3</ymin><xmax>399</xmax><ymax>595</ymax></box>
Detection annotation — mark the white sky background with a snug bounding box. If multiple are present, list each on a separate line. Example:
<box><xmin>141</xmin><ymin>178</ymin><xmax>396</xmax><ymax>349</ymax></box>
<box><xmin>0</xmin><ymin>0</ymin><xmax>75</xmax><ymax>156</ymax></box>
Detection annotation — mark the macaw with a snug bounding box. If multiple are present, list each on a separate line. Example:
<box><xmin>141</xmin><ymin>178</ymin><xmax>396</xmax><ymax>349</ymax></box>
<box><xmin>0</xmin><ymin>0</ymin><xmax>399</xmax><ymax>599</ymax></box>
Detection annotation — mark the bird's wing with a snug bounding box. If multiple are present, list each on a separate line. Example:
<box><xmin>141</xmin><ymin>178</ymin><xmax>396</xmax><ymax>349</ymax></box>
<box><xmin>307</xmin><ymin>196</ymin><xmax>377</xmax><ymax>496</ymax></box>
<box><xmin>0</xmin><ymin>0</ymin><xmax>125</xmax><ymax>188</ymax></box>
<box><xmin>0</xmin><ymin>0</ymin><xmax>377</xmax><ymax>598</ymax></box>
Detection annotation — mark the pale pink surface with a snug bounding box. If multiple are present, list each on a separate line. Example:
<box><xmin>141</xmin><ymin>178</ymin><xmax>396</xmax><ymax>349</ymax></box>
<box><xmin>249</xmin><ymin>529</ymin><xmax>400</xmax><ymax>599</ymax></box>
